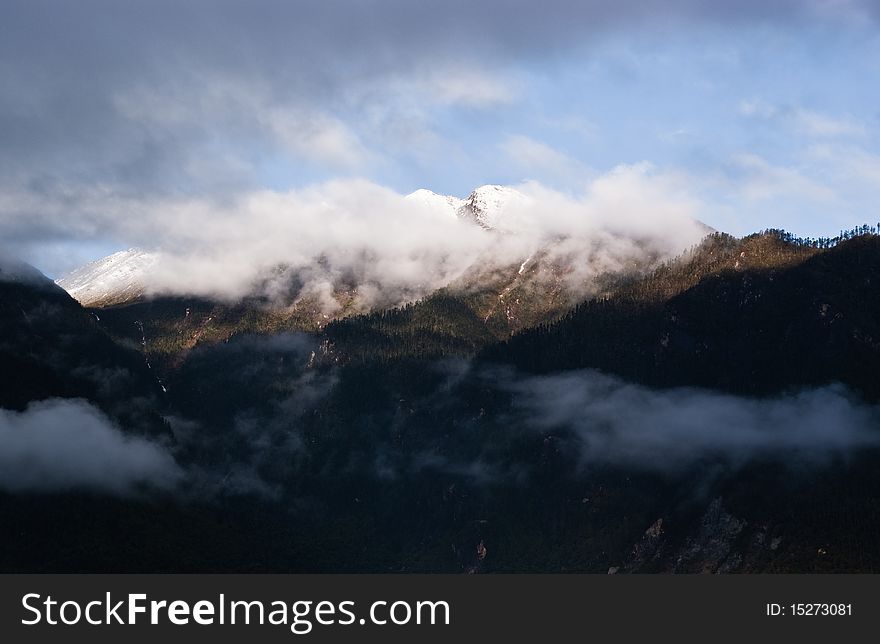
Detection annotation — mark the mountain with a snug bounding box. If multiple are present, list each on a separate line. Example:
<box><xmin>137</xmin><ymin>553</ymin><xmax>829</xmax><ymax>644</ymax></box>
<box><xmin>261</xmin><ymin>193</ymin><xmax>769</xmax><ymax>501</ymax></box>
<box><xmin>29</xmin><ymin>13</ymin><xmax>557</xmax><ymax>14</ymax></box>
<box><xmin>0</xmin><ymin>256</ymin><xmax>168</xmax><ymax>429</ymax></box>
<box><xmin>54</xmin><ymin>187</ymin><xmax>519</xmax><ymax>307</ymax></box>
<box><xmin>403</xmin><ymin>188</ymin><xmax>464</xmax><ymax>219</ymax></box>
<box><xmin>456</xmin><ymin>184</ymin><xmax>529</xmax><ymax>231</ymax></box>
<box><xmin>54</xmin><ymin>184</ymin><xmax>663</xmax><ymax>319</ymax></box>
<box><xmin>57</xmin><ymin>185</ymin><xmax>701</xmax><ymax>371</ymax></box>
<box><xmin>403</xmin><ymin>184</ymin><xmax>527</xmax><ymax>230</ymax></box>
<box><xmin>56</xmin><ymin>248</ymin><xmax>158</xmax><ymax>307</ymax></box>
<box><xmin>57</xmin><ymin>186</ymin><xmax>529</xmax><ymax>310</ymax></box>
<box><xmin>486</xmin><ymin>231</ymin><xmax>880</xmax><ymax>401</ymax></box>
<box><xmin>4</xmin><ymin>229</ymin><xmax>880</xmax><ymax>573</ymax></box>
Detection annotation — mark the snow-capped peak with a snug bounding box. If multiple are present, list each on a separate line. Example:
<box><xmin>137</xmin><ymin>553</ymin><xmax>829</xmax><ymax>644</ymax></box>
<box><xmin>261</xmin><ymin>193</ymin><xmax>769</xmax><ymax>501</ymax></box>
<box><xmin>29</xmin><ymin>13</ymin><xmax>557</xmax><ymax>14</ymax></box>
<box><xmin>59</xmin><ymin>185</ymin><xmax>529</xmax><ymax>307</ymax></box>
<box><xmin>457</xmin><ymin>185</ymin><xmax>527</xmax><ymax>231</ymax></box>
<box><xmin>56</xmin><ymin>248</ymin><xmax>158</xmax><ymax>307</ymax></box>
<box><xmin>404</xmin><ymin>189</ymin><xmax>464</xmax><ymax>219</ymax></box>
<box><xmin>406</xmin><ymin>184</ymin><xmax>527</xmax><ymax>231</ymax></box>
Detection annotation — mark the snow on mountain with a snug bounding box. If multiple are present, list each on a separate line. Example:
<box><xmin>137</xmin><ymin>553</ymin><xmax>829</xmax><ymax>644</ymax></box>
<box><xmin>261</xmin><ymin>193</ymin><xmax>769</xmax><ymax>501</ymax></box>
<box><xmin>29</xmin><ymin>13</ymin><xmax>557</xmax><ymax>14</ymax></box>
<box><xmin>456</xmin><ymin>185</ymin><xmax>527</xmax><ymax>231</ymax></box>
<box><xmin>404</xmin><ymin>188</ymin><xmax>463</xmax><ymax>219</ymax></box>
<box><xmin>56</xmin><ymin>248</ymin><xmax>158</xmax><ymax>306</ymax></box>
<box><xmin>405</xmin><ymin>184</ymin><xmax>527</xmax><ymax>230</ymax></box>
<box><xmin>59</xmin><ymin>185</ymin><xmax>530</xmax><ymax>308</ymax></box>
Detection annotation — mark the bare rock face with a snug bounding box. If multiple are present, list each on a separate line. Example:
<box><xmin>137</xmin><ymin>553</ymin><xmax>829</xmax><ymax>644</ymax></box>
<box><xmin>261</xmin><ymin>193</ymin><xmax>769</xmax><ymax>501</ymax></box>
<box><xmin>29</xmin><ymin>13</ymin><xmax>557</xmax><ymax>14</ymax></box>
<box><xmin>621</xmin><ymin>517</ymin><xmax>667</xmax><ymax>573</ymax></box>
<box><xmin>670</xmin><ymin>498</ymin><xmax>746</xmax><ymax>573</ymax></box>
<box><xmin>618</xmin><ymin>498</ymin><xmax>751</xmax><ymax>573</ymax></box>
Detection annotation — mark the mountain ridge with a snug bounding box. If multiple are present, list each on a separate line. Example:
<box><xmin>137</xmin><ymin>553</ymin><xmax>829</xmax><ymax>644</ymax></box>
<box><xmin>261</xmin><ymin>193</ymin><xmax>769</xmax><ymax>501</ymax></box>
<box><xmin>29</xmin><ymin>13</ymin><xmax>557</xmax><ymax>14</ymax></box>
<box><xmin>56</xmin><ymin>248</ymin><xmax>159</xmax><ymax>308</ymax></box>
<box><xmin>3</xmin><ymin>227</ymin><xmax>880</xmax><ymax>573</ymax></box>
<box><xmin>54</xmin><ymin>183</ymin><xmax>664</xmax><ymax>312</ymax></box>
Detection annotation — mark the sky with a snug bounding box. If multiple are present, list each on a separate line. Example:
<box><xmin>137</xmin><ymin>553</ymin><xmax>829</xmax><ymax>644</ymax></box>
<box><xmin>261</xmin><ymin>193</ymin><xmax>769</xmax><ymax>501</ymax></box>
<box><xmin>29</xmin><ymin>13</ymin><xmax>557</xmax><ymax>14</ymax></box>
<box><xmin>2</xmin><ymin>0</ymin><xmax>880</xmax><ymax>277</ymax></box>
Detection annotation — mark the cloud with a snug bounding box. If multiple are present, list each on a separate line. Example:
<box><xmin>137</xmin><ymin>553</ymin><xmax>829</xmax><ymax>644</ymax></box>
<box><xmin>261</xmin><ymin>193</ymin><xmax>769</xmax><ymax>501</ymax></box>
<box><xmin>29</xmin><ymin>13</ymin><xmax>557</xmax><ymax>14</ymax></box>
<box><xmin>727</xmin><ymin>153</ymin><xmax>836</xmax><ymax>203</ymax></box>
<box><xmin>174</xmin><ymin>354</ymin><xmax>880</xmax><ymax>492</ymax></box>
<box><xmin>738</xmin><ymin>99</ymin><xmax>779</xmax><ymax>119</ymax></box>
<box><xmin>500</xmin><ymin>135</ymin><xmax>590</xmax><ymax>184</ymax></box>
<box><xmin>126</xmin><ymin>347</ymin><xmax>880</xmax><ymax>496</ymax></box>
<box><xmin>809</xmin><ymin>143</ymin><xmax>880</xmax><ymax>185</ymax></box>
<box><xmin>739</xmin><ymin>101</ymin><xmax>867</xmax><ymax>138</ymax></box>
<box><xmin>3</xmin><ymin>0</ymin><xmax>878</xmax><ymax>273</ymax></box>
<box><xmin>411</xmin><ymin>69</ymin><xmax>518</xmax><ymax>108</ymax></box>
<box><xmin>164</xmin><ymin>332</ymin><xmax>338</xmax><ymax>499</ymax></box>
<box><xmin>0</xmin><ymin>399</ymin><xmax>182</xmax><ymax>495</ymax></box>
<box><xmin>22</xmin><ymin>167</ymin><xmax>707</xmax><ymax>311</ymax></box>
<box><xmin>509</xmin><ymin>370</ymin><xmax>880</xmax><ymax>470</ymax></box>
<box><xmin>1</xmin><ymin>1</ymin><xmax>870</xmax><ymax>193</ymax></box>
<box><xmin>267</xmin><ymin>110</ymin><xmax>373</xmax><ymax>169</ymax></box>
<box><xmin>112</xmin><ymin>75</ymin><xmax>376</xmax><ymax>173</ymax></box>
<box><xmin>795</xmin><ymin>110</ymin><xmax>866</xmax><ymax>138</ymax></box>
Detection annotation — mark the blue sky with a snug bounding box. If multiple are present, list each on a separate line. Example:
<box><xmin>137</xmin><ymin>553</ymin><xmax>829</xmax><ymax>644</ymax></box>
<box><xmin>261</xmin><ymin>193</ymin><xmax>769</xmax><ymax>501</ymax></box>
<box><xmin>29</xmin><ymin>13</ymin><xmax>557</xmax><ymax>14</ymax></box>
<box><xmin>2</xmin><ymin>1</ymin><xmax>880</xmax><ymax>276</ymax></box>
<box><xmin>370</xmin><ymin>21</ymin><xmax>880</xmax><ymax>237</ymax></box>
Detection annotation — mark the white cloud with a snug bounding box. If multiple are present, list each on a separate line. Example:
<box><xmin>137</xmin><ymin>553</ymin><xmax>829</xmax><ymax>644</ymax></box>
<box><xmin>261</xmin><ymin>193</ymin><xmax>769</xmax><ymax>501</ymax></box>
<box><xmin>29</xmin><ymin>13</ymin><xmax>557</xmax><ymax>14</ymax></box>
<box><xmin>739</xmin><ymin>100</ymin><xmax>866</xmax><ymax>139</ymax></box>
<box><xmin>809</xmin><ymin>143</ymin><xmax>880</xmax><ymax>184</ymax></box>
<box><xmin>514</xmin><ymin>371</ymin><xmax>880</xmax><ymax>470</ymax></box>
<box><xmin>500</xmin><ymin>134</ymin><xmax>589</xmax><ymax>184</ymax></box>
<box><xmin>114</xmin><ymin>76</ymin><xmax>376</xmax><ymax>172</ymax></box>
<box><xmin>730</xmin><ymin>153</ymin><xmax>836</xmax><ymax>202</ymax></box>
<box><xmin>738</xmin><ymin>99</ymin><xmax>778</xmax><ymax>119</ymax></box>
<box><xmin>265</xmin><ymin>108</ymin><xmax>373</xmax><ymax>169</ymax></box>
<box><xmin>415</xmin><ymin>68</ymin><xmax>518</xmax><ymax>107</ymax></box>
<box><xmin>795</xmin><ymin>110</ymin><xmax>866</xmax><ymax>138</ymax></box>
<box><xmin>0</xmin><ymin>399</ymin><xmax>182</xmax><ymax>495</ymax></box>
<box><xmin>15</xmin><ymin>167</ymin><xmax>708</xmax><ymax>310</ymax></box>
<box><xmin>542</xmin><ymin>115</ymin><xmax>598</xmax><ymax>141</ymax></box>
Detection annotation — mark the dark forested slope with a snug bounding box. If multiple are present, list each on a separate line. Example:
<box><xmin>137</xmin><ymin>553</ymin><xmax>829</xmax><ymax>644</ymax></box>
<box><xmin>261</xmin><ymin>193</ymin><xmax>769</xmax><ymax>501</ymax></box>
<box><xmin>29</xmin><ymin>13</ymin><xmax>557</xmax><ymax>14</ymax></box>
<box><xmin>486</xmin><ymin>233</ymin><xmax>880</xmax><ymax>400</ymax></box>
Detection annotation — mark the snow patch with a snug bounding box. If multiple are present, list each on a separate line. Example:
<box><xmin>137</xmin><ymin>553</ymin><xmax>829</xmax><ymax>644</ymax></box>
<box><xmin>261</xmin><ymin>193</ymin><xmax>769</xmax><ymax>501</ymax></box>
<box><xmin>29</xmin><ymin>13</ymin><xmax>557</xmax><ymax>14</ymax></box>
<box><xmin>457</xmin><ymin>185</ymin><xmax>528</xmax><ymax>231</ymax></box>
<box><xmin>56</xmin><ymin>248</ymin><xmax>158</xmax><ymax>306</ymax></box>
<box><xmin>404</xmin><ymin>189</ymin><xmax>463</xmax><ymax>220</ymax></box>
<box><xmin>405</xmin><ymin>184</ymin><xmax>528</xmax><ymax>232</ymax></box>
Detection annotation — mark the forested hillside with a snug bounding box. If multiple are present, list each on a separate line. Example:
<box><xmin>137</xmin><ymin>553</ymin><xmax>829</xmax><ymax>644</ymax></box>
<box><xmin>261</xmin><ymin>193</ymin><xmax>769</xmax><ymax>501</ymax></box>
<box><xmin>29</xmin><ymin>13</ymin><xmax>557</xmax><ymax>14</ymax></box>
<box><xmin>486</xmin><ymin>232</ymin><xmax>880</xmax><ymax>400</ymax></box>
<box><xmin>2</xmin><ymin>229</ymin><xmax>880</xmax><ymax>573</ymax></box>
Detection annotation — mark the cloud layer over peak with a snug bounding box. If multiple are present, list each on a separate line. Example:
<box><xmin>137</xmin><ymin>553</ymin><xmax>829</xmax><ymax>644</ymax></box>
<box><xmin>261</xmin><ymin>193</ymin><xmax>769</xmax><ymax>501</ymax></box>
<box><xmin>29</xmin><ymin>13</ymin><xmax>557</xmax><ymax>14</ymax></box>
<box><xmin>49</xmin><ymin>170</ymin><xmax>708</xmax><ymax>310</ymax></box>
<box><xmin>3</xmin><ymin>0</ymin><xmax>880</xmax><ymax>275</ymax></box>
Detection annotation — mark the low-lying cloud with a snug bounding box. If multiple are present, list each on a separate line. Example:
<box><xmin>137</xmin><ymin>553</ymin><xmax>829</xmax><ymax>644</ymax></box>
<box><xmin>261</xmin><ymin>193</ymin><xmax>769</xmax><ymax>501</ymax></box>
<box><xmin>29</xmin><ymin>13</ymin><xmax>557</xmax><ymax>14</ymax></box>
<box><xmin>165</xmin><ymin>332</ymin><xmax>335</xmax><ymax>499</ymax></box>
<box><xmin>0</xmin><ymin>399</ymin><xmax>183</xmax><ymax>495</ymax></box>
<box><xmin>45</xmin><ymin>167</ymin><xmax>708</xmax><ymax>311</ymax></box>
<box><xmin>167</xmin><ymin>349</ymin><xmax>880</xmax><ymax>497</ymax></box>
<box><xmin>510</xmin><ymin>370</ymin><xmax>880</xmax><ymax>469</ymax></box>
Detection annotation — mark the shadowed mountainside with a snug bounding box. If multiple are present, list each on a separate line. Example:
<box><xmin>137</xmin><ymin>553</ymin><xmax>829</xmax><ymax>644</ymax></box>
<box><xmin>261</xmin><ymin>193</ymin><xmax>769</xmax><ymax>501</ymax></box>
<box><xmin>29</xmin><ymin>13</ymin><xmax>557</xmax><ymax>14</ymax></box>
<box><xmin>2</xmin><ymin>230</ymin><xmax>880</xmax><ymax>573</ymax></box>
<box><xmin>486</xmin><ymin>232</ymin><xmax>880</xmax><ymax>400</ymax></box>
